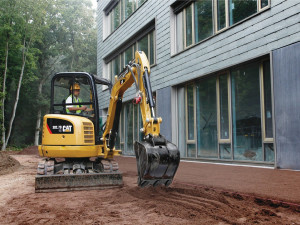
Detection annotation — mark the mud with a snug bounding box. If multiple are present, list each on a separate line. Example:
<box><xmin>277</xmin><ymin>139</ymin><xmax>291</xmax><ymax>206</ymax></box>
<box><xmin>0</xmin><ymin>154</ymin><xmax>299</xmax><ymax>224</ymax></box>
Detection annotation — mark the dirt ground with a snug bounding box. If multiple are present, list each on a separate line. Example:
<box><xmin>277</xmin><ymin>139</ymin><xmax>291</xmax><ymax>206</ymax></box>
<box><xmin>0</xmin><ymin>148</ymin><xmax>300</xmax><ymax>225</ymax></box>
<box><xmin>0</xmin><ymin>151</ymin><xmax>20</xmax><ymax>176</ymax></box>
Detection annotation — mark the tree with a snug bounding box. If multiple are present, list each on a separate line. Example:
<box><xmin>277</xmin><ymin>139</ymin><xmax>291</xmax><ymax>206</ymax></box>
<box><xmin>33</xmin><ymin>0</ymin><xmax>96</xmax><ymax>145</ymax></box>
<box><xmin>0</xmin><ymin>0</ymin><xmax>97</xmax><ymax>148</ymax></box>
<box><xmin>1</xmin><ymin>0</ymin><xmax>45</xmax><ymax>150</ymax></box>
<box><xmin>0</xmin><ymin>0</ymin><xmax>19</xmax><ymax>150</ymax></box>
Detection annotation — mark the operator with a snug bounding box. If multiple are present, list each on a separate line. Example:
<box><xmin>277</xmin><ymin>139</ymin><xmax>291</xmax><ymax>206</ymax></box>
<box><xmin>66</xmin><ymin>83</ymin><xmax>87</xmax><ymax>114</ymax></box>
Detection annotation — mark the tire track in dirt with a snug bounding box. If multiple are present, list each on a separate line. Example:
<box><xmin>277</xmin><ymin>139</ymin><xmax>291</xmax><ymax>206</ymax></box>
<box><xmin>125</xmin><ymin>186</ymin><xmax>243</xmax><ymax>224</ymax></box>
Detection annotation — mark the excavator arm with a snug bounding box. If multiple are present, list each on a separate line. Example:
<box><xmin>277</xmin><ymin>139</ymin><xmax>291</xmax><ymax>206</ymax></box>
<box><xmin>102</xmin><ymin>51</ymin><xmax>180</xmax><ymax>187</ymax></box>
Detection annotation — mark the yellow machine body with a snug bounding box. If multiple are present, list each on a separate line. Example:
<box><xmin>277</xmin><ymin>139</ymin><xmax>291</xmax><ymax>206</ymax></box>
<box><xmin>39</xmin><ymin>114</ymin><xmax>120</xmax><ymax>158</ymax></box>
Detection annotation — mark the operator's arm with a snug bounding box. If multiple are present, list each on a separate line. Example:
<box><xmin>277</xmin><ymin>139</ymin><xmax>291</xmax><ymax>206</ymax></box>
<box><xmin>67</xmin><ymin>106</ymin><xmax>87</xmax><ymax>111</ymax></box>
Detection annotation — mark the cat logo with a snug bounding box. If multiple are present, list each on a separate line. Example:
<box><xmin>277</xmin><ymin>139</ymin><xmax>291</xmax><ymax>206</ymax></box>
<box><xmin>63</xmin><ymin>125</ymin><xmax>72</xmax><ymax>132</ymax></box>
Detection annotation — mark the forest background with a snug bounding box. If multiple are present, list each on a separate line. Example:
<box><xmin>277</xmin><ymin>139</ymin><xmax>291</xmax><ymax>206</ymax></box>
<box><xmin>0</xmin><ymin>0</ymin><xmax>97</xmax><ymax>150</ymax></box>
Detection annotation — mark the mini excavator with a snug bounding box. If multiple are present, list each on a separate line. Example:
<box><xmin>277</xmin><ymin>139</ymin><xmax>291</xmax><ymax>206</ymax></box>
<box><xmin>36</xmin><ymin>51</ymin><xmax>180</xmax><ymax>192</ymax></box>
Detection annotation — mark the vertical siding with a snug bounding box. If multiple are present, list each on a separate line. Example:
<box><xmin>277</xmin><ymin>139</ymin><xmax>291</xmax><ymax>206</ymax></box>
<box><xmin>273</xmin><ymin>41</ymin><xmax>300</xmax><ymax>170</ymax></box>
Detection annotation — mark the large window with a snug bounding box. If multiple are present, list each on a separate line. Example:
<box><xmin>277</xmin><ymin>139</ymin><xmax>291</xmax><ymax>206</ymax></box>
<box><xmin>178</xmin><ymin>59</ymin><xmax>274</xmax><ymax>163</ymax></box>
<box><xmin>105</xmin><ymin>30</ymin><xmax>155</xmax><ymax>83</ymax></box>
<box><xmin>174</xmin><ymin>0</ymin><xmax>270</xmax><ymax>52</ymax></box>
<box><xmin>105</xmin><ymin>0</ymin><xmax>147</xmax><ymax>36</ymax></box>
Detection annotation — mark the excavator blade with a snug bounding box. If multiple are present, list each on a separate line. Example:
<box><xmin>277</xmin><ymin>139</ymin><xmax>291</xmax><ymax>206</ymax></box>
<box><xmin>35</xmin><ymin>159</ymin><xmax>123</xmax><ymax>193</ymax></box>
<box><xmin>134</xmin><ymin>140</ymin><xmax>180</xmax><ymax>187</ymax></box>
<box><xmin>35</xmin><ymin>173</ymin><xmax>123</xmax><ymax>192</ymax></box>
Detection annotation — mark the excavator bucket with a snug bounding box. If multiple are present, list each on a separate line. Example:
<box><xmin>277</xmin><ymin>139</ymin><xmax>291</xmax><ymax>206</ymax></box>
<box><xmin>134</xmin><ymin>139</ymin><xmax>180</xmax><ymax>187</ymax></box>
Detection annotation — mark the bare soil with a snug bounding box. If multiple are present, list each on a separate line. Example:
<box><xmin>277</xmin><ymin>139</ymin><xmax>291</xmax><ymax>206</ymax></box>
<box><xmin>0</xmin><ymin>152</ymin><xmax>20</xmax><ymax>176</ymax></box>
<box><xmin>18</xmin><ymin>146</ymin><xmax>39</xmax><ymax>155</ymax></box>
<box><xmin>0</xmin><ymin>153</ymin><xmax>299</xmax><ymax>224</ymax></box>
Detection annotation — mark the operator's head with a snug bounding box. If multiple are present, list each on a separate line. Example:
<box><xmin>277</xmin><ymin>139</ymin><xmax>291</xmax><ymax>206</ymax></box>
<box><xmin>70</xmin><ymin>83</ymin><xmax>80</xmax><ymax>97</ymax></box>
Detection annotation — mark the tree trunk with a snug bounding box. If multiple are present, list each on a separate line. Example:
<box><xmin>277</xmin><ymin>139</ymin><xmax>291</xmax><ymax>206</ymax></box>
<box><xmin>34</xmin><ymin>79</ymin><xmax>44</xmax><ymax>146</ymax></box>
<box><xmin>4</xmin><ymin>39</ymin><xmax>27</xmax><ymax>149</ymax></box>
<box><xmin>1</xmin><ymin>40</ymin><xmax>9</xmax><ymax>151</ymax></box>
<box><xmin>34</xmin><ymin>108</ymin><xmax>42</xmax><ymax>146</ymax></box>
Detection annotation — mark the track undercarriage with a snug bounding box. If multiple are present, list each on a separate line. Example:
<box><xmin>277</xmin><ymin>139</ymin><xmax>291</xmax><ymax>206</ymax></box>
<box><xmin>35</xmin><ymin>158</ymin><xmax>123</xmax><ymax>193</ymax></box>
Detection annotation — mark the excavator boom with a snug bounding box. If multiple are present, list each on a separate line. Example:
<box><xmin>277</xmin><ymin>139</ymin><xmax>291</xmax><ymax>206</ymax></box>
<box><xmin>103</xmin><ymin>51</ymin><xmax>180</xmax><ymax>187</ymax></box>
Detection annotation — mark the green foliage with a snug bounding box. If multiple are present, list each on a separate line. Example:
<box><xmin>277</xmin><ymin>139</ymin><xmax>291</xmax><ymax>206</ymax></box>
<box><xmin>0</xmin><ymin>0</ymin><xmax>97</xmax><ymax>148</ymax></box>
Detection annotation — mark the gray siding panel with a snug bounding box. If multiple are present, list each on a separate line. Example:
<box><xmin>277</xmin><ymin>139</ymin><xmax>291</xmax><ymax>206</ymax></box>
<box><xmin>273</xmin><ymin>42</ymin><xmax>300</xmax><ymax>170</ymax></box>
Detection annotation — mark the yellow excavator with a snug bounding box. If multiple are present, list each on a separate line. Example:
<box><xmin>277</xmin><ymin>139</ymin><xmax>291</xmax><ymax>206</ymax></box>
<box><xmin>36</xmin><ymin>51</ymin><xmax>180</xmax><ymax>192</ymax></box>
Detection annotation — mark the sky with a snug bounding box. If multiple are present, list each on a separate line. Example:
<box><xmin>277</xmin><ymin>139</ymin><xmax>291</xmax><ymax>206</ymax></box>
<box><xmin>91</xmin><ymin>0</ymin><xmax>97</xmax><ymax>10</ymax></box>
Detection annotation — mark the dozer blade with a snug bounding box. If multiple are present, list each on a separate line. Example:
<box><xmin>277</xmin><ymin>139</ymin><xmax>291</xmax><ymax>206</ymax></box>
<box><xmin>134</xmin><ymin>139</ymin><xmax>180</xmax><ymax>187</ymax></box>
<box><xmin>35</xmin><ymin>159</ymin><xmax>123</xmax><ymax>193</ymax></box>
<box><xmin>35</xmin><ymin>173</ymin><xmax>123</xmax><ymax>193</ymax></box>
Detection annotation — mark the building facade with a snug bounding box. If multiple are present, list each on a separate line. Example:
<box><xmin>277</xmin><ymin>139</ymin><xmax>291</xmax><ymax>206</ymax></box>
<box><xmin>97</xmin><ymin>0</ymin><xmax>300</xmax><ymax>170</ymax></box>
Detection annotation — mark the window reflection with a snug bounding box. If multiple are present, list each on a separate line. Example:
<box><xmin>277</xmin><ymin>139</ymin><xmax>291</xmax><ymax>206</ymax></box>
<box><xmin>187</xmin><ymin>85</ymin><xmax>195</xmax><ymax>140</ymax></box>
<box><xmin>220</xmin><ymin>144</ymin><xmax>231</xmax><ymax>159</ymax></box>
<box><xmin>219</xmin><ymin>75</ymin><xmax>229</xmax><ymax>139</ymax></box>
<box><xmin>196</xmin><ymin>78</ymin><xmax>218</xmax><ymax>158</ymax></box>
<box><xmin>176</xmin><ymin>11</ymin><xmax>184</xmax><ymax>52</ymax></box>
<box><xmin>263</xmin><ymin>60</ymin><xmax>273</xmax><ymax>138</ymax></box>
<box><xmin>264</xmin><ymin>143</ymin><xmax>274</xmax><ymax>162</ymax></box>
<box><xmin>261</xmin><ymin>0</ymin><xmax>269</xmax><ymax>8</ymax></box>
<box><xmin>124</xmin><ymin>103</ymin><xmax>134</xmax><ymax>155</ymax></box>
<box><xmin>194</xmin><ymin>0</ymin><xmax>213</xmax><ymax>42</ymax></box>
<box><xmin>229</xmin><ymin>0</ymin><xmax>257</xmax><ymax>25</ymax></box>
<box><xmin>113</xmin><ymin>3</ymin><xmax>120</xmax><ymax>30</ymax></box>
<box><xmin>231</xmin><ymin>63</ymin><xmax>262</xmax><ymax>161</ymax></box>
<box><xmin>180</xmin><ymin>60</ymin><xmax>274</xmax><ymax>162</ymax></box>
<box><xmin>217</xmin><ymin>0</ymin><xmax>226</xmax><ymax>30</ymax></box>
<box><xmin>187</xmin><ymin>144</ymin><xmax>196</xmax><ymax>158</ymax></box>
<box><xmin>138</xmin><ymin>35</ymin><xmax>148</xmax><ymax>59</ymax></box>
<box><xmin>124</xmin><ymin>0</ymin><xmax>134</xmax><ymax>19</ymax></box>
<box><xmin>125</xmin><ymin>46</ymin><xmax>133</xmax><ymax>65</ymax></box>
<box><xmin>185</xmin><ymin>4</ymin><xmax>193</xmax><ymax>47</ymax></box>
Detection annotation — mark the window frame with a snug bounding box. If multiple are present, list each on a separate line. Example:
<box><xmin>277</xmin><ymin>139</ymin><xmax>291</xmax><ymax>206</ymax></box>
<box><xmin>103</xmin><ymin>30</ymin><xmax>156</xmax><ymax>84</ymax></box>
<box><xmin>180</xmin><ymin>58</ymin><xmax>274</xmax><ymax>163</ymax></box>
<box><xmin>104</xmin><ymin>0</ymin><xmax>148</xmax><ymax>37</ymax></box>
<box><xmin>214</xmin><ymin>0</ymin><xmax>229</xmax><ymax>33</ymax></box>
<box><xmin>173</xmin><ymin>0</ymin><xmax>271</xmax><ymax>54</ymax></box>
<box><xmin>183</xmin><ymin>3</ymin><xmax>195</xmax><ymax>49</ymax></box>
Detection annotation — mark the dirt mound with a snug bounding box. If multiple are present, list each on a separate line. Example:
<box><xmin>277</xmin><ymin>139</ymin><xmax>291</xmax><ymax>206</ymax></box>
<box><xmin>18</xmin><ymin>146</ymin><xmax>39</xmax><ymax>155</ymax></box>
<box><xmin>0</xmin><ymin>152</ymin><xmax>20</xmax><ymax>175</ymax></box>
